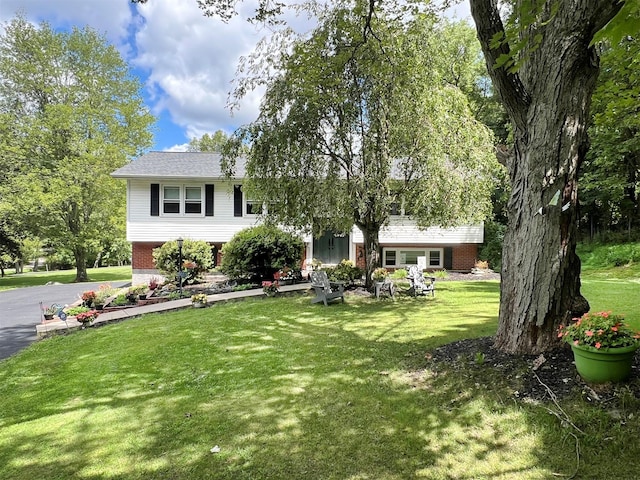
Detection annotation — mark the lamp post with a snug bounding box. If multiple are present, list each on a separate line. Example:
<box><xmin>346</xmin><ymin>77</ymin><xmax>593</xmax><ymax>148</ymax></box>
<box><xmin>177</xmin><ymin>237</ymin><xmax>184</xmax><ymax>298</ymax></box>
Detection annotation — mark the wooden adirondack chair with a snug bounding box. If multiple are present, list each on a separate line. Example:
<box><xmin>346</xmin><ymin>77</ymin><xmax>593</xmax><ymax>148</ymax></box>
<box><xmin>310</xmin><ymin>270</ymin><xmax>345</xmax><ymax>306</ymax></box>
<box><xmin>407</xmin><ymin>265</ymin><xmax>435</xmax><ymax>297</ymax></box>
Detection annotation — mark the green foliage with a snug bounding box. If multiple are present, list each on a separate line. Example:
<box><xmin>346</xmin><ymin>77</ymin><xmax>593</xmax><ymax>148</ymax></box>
<box><xmin>220</xmin><ymin>225</ymin><xmax>304</xmax><ymax>281</ymax></box>
<box><xmin>581</xmin><ymin>35</ymin><xmax>640</xmax><ymax>234</ymax></box>
<box><xmin>111</xmin><ymin>294</ymin><xmax>130</xmax><ymax>306</ymax></box>
<box><xmin>225</xmin><ymin>6</ymin><xmax>498</xmax><ymax>285</ymax></box>
<box><xmin>0</xmin><ymin>15</ymin><xmax>154</xmax><ymax>282</ymax></box>
<box><xmin>3</xmin><ymin>279</ymin><xmax>640</xmax><ymax>479</ymax></box>
<box><xmin>559</xmin><ymin>311</ymin><xmax>640</xmax><ymax>350</ymax></box>
<box><xmin>479</xmin><ymin>220</ymin><xmax>506</xmax><ymax>271</ymax></box>
<box><xmin>65</xmin><ymin>306</ymin><xmax>90</xmax><ymax>316</ymax></box>
<box><xmin>325</xmin><ymin>259</ymin><xmax>363</xmax><ymax>284</ymax></box>
<box><xmin>432</xmin><ymin>270</ymin><xmax>449</xmax><ymax>279</ymax></box>
<box><xmin>187</xmin><ymin>130</ymin><xmax>229</xmax><ymax>152</ymax></box>
<box><xmin>152</xmin><ymin>239</ymin><xmax>213</xmax><ymax>285</ymax></box>
<box><xmin>232</xmin><ymin>284</ymin><xmax>257</xmax><ymax>292</ymax></box>
<box><xmin>390</xmin><ymin>268</ymin><xmax>408</xmax><ymax>280</ymax></box>
<box><xmin>578</xmin><ymin>241</ymin><xmax>640</xmax><ymax>269</ymax></box>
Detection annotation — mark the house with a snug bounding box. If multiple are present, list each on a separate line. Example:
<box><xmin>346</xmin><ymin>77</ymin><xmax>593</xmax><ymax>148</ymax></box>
<box><xmin>111</xmin><ymin>151</ymin><xmax>483</xmax><ymax>285</ymax></box>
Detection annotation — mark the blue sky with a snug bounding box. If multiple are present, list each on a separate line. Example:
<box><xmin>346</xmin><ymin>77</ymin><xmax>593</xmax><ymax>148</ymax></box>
<box><xmin>0</xmin><ymin>0</ymin><xmax>471</xmax><ymax>152</ymax></box>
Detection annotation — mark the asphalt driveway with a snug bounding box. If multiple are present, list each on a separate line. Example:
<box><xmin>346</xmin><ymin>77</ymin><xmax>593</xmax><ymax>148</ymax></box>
<box><xmin>0</xmin><ymin>281</ymin><xmax>129</xmax><ymax>361</ymax></box>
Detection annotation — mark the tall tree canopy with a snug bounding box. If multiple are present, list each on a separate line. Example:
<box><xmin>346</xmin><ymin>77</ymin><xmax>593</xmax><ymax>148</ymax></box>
<box><xmin>580</xmin><ymin>35</ymin><xmax>640</xmax><ymax>237</ymax></box>
<box><xmin>131</xmin><ymin>0</ymin><xmax>637</xmax><ymax>353</ymax></box>
<box><xmin>0</xmin><ymin>16</ymin><xmax>154</xmax><ymax>281</ymax></box>
<box><xmin>223</xmin><ymin>5</ymin><xmax>498</xmax><ymax>286</ymax></box>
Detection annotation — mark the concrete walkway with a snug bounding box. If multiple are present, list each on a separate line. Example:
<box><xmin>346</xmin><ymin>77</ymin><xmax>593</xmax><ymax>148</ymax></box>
<box><xmin>36</xmin><ymin>283</ymin><xmax>311</xmax><ymax>338</ymax></box>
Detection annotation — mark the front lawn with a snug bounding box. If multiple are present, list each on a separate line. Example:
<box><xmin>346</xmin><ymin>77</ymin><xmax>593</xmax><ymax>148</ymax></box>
<box><xmin>1</xmin><ymin>280</ymin><xmax>640</xmax><ymax>479</ymax></box>
<box><xmin>0</xmin><ymin>266</ymin><xmax>132</xmax><ymax>291</ymax></box>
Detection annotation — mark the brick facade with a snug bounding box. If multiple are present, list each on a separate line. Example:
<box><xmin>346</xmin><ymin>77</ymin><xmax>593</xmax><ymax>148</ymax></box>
<box><xmin>132</xmin><ymin>242</ymin><xmax>162</xmax><ymax>269</ymax></box>
<box><xmin>354</xmin><ymin>243</ymin><xmax>478</xmax><ymax>272</ymax></box>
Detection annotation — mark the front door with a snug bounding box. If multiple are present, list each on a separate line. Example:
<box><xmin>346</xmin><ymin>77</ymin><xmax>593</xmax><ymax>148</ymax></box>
<box><xmin>313</xmin><ymin>231</ymin><xmax>349</xmax><ymax>265</ymax></box>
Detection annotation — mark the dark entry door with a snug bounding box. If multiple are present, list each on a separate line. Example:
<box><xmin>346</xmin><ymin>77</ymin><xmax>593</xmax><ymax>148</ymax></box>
<box><xmin>313</xmin><ymin>231</ymin><xmax>349</xmax><ymax>265</ymax></box>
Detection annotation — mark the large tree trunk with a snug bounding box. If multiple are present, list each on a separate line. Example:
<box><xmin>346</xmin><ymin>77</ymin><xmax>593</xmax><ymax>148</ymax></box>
<box><xmin>359</xmin><ymin>224</ymin><xmax>381</xmax><ymax>290</ymax></box>
<box><xmin>74</xmin><ymin>246</ymin><xmax>89</xmax><ymax>282</ymax></box>
<box><xmin>471</xmin><ymin>0</ymin><xmax>623</xmax><ymax>353</ymax></box>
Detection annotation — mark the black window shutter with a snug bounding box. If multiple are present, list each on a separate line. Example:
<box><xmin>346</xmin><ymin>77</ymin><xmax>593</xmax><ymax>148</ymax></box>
<box><xmin>150</xmin><ymin>183</ymin><xmax>160</xmax><ymax>216</ymax></box>
<box><xmin>233</xmin><ymin>185</ymin><xmax>243</xmax><ymax>217</ymax></box>
<box><xmin>205</xmin><ymin>184</ymin><xmax>214</xmax><ymax>216</ymax></box>
<box><xmin>444</xmin><ymin>247</ymin><xmax>453</xmax><ymax>270</ymax></box>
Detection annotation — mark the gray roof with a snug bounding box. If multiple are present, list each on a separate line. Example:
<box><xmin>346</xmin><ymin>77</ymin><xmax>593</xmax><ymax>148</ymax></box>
<box><xmin>111</xmin><ymin>151</ymin><xmax>247</xmax><ymax>179</ymax></box>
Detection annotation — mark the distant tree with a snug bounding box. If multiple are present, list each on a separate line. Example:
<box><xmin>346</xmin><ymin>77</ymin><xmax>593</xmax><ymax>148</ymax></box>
<box><xmin>580</xmin><ymin>35</ymin><xmax>640</xmax><ymax>237</ymax></box>
<box><xmin>188</xmin><ymin>130</ymin><xmax>229</xmax><ymax>152</ymax></box>
<box><xmin>224</xmin><ymin>6</ymin><xmax>497</xmax><ymax>287</ymax></box>
<box><xmin>0</xmin><ymin>16</ymin><xmax>154</xmax><ymax>282</ymax></box>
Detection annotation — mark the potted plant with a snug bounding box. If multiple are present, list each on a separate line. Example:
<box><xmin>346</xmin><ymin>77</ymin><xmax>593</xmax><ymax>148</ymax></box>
<box><xmin>81</xmin><ymin>290</ymin><xmax>97</xmax><ymax>307</ymax></box>
<box><xmin>76</xmin><ymin>310</ymin><xmax>99</xmax><ymax>328</ymax></box>
<box><xmin>43</xmin><ymin>305</ymin><xmax>58</xmax><ymax>320</ymax></box>
<box><xmin>191</xmin><ymin>293</ymin><xmax>208</xmax><ymax>308</ymax></box>
<box><xmin>94</xmin><ymin>283</ymin><xmax>116</xmax><ymax>310</ymax></box>
<box><xmin>559</xmin><ymin>311</ymin><xmax>640</xmax><ymax>383</ymax></box>
<box><xmin>262</xmin><ymin>280</ymin><xmax>279</xmax><ymax>297</ymax></box>
<box><xmin>372</xmin><ymin>267</ymin><xmax>388</xmax><ymax>283</ymax></box>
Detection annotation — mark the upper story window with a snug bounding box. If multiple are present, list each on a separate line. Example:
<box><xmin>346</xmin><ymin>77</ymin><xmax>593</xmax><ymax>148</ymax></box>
<box><xmin>162</xmin><ymin>185</ymin><xmax>203</xmax><ymax>215</ymax></box>
<box><xmin>245</xmin><ymin>198</ymin><xmax>258</xmax><ymax>216</ymax></box>
<box><xmin>185</xmin><ymin>187</ymin><xmax>202</xmax><ymax>214</ymax></box>
<box><xmin>163</xmin><ymin>186</ymin><xmax>181</xmax><ymax>214</ymax></box>
<box><xmin>151</xmin><ymin>183</ymin><xmax>213</xmax><ymax>217</ymax></box>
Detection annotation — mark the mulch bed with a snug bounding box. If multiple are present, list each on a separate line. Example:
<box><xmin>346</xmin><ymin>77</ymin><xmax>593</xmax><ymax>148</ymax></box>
<box><xmin>428</xmin><ymin>336</ymin><xmax>640</xmax><ymax>405</ymax></box>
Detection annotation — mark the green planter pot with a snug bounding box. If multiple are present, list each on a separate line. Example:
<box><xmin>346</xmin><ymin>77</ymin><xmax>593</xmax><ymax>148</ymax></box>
<box><xmin>570</xmin><ymin>343</ymin><xmax>637</xmax><ymax>383</ymax></box>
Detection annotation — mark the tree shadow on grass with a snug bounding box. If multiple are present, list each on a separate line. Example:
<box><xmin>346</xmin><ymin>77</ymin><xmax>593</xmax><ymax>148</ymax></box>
<box><xmin>1</xmin><ymin>291</ymin><xmax>639</xmax><ymax>479</ymax></box>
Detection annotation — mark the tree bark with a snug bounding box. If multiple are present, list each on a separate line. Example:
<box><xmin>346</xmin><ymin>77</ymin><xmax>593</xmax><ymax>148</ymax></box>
<box><xmin>471</xmin><ymin>0</ymin><xmax>623</xmax><ymax>353</ymax></box>
<box><xmin>74</xmin><ymin>247</ymin><xmax>89</xmax><ymax>282</ymax></box>
<box><xmin>359</xmin><ymin>224</ymin><xmax>381</xmax><ymax>290</ymax></box>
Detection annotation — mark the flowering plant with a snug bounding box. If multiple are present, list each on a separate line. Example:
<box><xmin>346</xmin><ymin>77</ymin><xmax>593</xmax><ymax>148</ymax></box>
<box><xmin>76</xmin><ymin>310</ymin><xmax>99</xmax><ymax>325</ymax></box>
<box><xmin>262</xmin><ymin>280</ymin><xmax>279</xmax><ymax>297</ymax></box>
<box><xmin>191</xmin><ymin>293</ymin><xmax>208</xmax><ymax>304</ymax></box>
<box><xmin>81</xmin><ymin>290</ymin><xmax>96</xmax><ymax>306</ymax></box>
<box><xmin>372</xmin><ymin>267</ymin><xmax>388</xmax><ymax>282</ymax></box>
<box><xmin>274</xmin><ymin>266</ymin><xmax>293</xmax><ymax>281</ymax></box>
<box><xmin>559</xmin><ymin>311</ymin><xmax>640</xmax><ymax>350</ymax></box>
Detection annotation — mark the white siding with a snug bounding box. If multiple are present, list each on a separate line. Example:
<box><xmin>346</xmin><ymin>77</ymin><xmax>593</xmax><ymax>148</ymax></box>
<box><xmin>351</xmin><ymin>220</ymin><xmax>483</xmax><ymax>244</ymax></box>
<box><xmin>126</xmin><ymin>179</ymin><xmax>261</xmax><ymax>242</ymax></box>
<box><xmin>125</xmin><ymin>179</ymin><xmax>483</xmax><ymax>245</ymax></box>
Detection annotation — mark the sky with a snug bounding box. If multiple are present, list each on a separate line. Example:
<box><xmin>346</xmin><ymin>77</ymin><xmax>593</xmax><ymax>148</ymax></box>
<box><xmin>0</xmin><ymin>0</ymin><xmax>471</xmax><ymax>152</ymax></box>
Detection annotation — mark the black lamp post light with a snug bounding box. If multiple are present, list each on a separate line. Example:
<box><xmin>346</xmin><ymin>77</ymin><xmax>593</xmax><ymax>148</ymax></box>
<box><xmin>177</xmin><ymin>236</ymin><xmax>184</xmax><ymax>298</ymax></box>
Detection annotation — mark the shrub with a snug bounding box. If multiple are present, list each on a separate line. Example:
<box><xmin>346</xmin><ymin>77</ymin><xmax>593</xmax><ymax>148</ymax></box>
<box><xmin>153</xmin><ymin>239</ymin><xmax>214</xmax><ymax>285</ymax></box>
<box><xmin>325</xmin><ymin>259</ymin><xmax>363</xmax><ymax>284</ymax></box>
<box><xmin>390</xmin><ymin>268</ymin><xmax>408</xmax><ymax>280</ymax></box>
<box><xmin>433</xmin><ymin>270</ymin><xmax>449</xmax><ymax>279</ymax></box>
<box><xmin>220</xmin><ymin>225</ymin><xmax>304</xmax><ymax>281</ymax></box>
<box><xmin>65</xmin><ymin>306</ymin><xmax>90</xmax><ymax>316</ymax></box>
<box><xmin>479</xmin><ymin>220</ymin><xmax>505</xmax><ymax>270</ymax></box>
<box><xmin>111</xmin><ymin>294</ymin><xmax>130</xmax><ymax>306</ymax></box>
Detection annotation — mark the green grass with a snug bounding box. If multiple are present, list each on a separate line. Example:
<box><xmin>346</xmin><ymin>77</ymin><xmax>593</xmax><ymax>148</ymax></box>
<box><xmin>0</xmin><ymin>266</ymin><xmax>132</xmax><ymax>291</ymax></box>
<box><xmin>2</xmin><ymin>280</ymin><xmax>640</xmax><ymax>479</ymax></box>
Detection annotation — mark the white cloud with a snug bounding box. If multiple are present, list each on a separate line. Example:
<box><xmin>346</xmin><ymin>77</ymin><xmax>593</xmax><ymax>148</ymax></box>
<box><xmin>0</xmin><ymin>0</ymin><xmax>133</xmax><ymax>49</ymax></box>
<box><xmin>133</xmin><ymin>0</ymin><xmax>268</xmax><ymax>138</ymax></box>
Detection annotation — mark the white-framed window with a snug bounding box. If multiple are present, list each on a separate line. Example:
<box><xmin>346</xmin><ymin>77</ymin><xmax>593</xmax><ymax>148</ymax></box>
<box><xmin>245</xmin><ymin>197</ymin><xmax>258</xmax><ymax>216</ymax></box>
<box><xmin>185</xmin><ymin>186</ymin><xmax>202</xmax><ymax>214</ymax></box>
<box><xmin>162</xmin><ymin>185</ymin><xmax>203</xmax><ymax>216</ymax></box>
<box><xmin>382</xmin><ymin>247</ymin><xmax>443</xmax><ymax>269</ymax></box>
